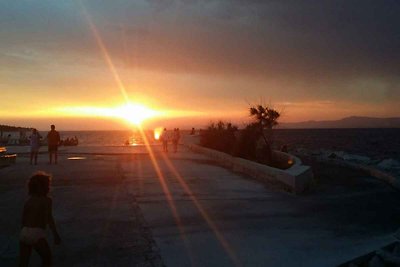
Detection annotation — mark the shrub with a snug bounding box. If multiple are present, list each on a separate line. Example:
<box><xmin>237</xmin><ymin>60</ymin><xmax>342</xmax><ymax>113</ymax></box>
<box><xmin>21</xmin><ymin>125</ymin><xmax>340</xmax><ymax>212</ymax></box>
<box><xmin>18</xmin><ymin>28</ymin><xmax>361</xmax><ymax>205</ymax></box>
<box><xmin>232</xmin><ymin>124</ymin><xmax>259</xmax><ymax>160</ymax></box>
<box><xmin>200</xmin><ymin>121</ymin><xmax>238</xmax><ymax>154</ymax></box>
<box><xmin>249</xmin><ymin>105</ymin><xmax>280</xmax><ymax>164</ymax></box>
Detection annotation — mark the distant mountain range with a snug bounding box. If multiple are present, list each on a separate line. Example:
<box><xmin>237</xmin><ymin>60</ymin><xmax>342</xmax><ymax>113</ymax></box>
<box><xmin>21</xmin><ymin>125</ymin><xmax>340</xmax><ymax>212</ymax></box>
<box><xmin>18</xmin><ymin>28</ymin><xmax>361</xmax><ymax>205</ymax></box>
<box><xmin>280</xmin><ymin>116</ymin><xmax>400</xmax><ymax>129</ymax></box>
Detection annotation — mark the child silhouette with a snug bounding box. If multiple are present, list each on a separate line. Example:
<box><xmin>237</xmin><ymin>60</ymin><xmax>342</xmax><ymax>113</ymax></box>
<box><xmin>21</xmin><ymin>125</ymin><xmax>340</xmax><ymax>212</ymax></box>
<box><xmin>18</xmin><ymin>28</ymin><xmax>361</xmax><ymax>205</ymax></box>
<box><xmin>19</xmin><ymin>172</ymin><xmax>61</xmax><ymax>267</ymax></box>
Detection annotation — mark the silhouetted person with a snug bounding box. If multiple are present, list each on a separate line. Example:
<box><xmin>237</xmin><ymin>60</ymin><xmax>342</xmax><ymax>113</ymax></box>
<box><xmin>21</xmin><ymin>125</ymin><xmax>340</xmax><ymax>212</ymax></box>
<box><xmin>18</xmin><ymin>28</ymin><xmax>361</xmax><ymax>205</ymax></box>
<box><xmin>19</xmin><ymin>172</ymin><xmax>61</xmax><ymax>267</ymax></box>
<box><xmin>172</xmin><ymin>128</ymin><xmax>181</xmax><ymax>153</ymax></box>
<box><xmin>190</xmin><ymin>127</ymin><xmax>195</xmax><ymax>135</ymax></box>
<box><xmin>29</xmin><ymin>129</ymin><xmax>42</xmax><ymax>165</ymax></box>
<box><xmin>46</xmin><ymin>125</ymin><xmax>60</xmax><ymax>164</ymax></box>
<box><xmin>160</xmin><ymin>128</ymin><xmax>169</xmax><ymax>152</ymax></box>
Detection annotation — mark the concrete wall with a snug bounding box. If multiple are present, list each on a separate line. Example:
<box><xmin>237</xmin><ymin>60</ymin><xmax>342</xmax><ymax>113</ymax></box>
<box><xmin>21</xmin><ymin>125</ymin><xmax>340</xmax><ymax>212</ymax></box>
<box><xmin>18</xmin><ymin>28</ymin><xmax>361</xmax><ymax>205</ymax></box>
<box><xmin>315</xmin><ymin>158</ymin><xmax>400</xmax><ymax>191</ymax></box>
<box><xmin>188</xmin><ymin>144</ymin><xmax>314</xmax><ymax>194</ymax></box>
<box><xmin>1</xmin><ymin>132</ymin><xmax>20</xmax><ymax>139</ymax></box>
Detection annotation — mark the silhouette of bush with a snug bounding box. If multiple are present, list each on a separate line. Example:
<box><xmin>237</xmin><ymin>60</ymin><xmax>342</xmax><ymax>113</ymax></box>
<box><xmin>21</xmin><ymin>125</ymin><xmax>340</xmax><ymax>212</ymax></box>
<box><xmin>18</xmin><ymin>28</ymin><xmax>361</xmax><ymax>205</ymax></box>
<box><xmin>249</xmin><ymin>105</ymin><xmax>280</xmax><ymax>164</ymax></box>
<box><xmin>232</xmin><ymin>123</ymin><xmax>259</xmax><ymax>160</ymax></box>
<box><xmin>200</xmin><ymin>121</ymin><xmax>238</xmax><ymax>154</ymax></box>
<box><xmin>199</xmin><ymin>105</ymin><xmax>286</xmax><ymax>169</ymax></box>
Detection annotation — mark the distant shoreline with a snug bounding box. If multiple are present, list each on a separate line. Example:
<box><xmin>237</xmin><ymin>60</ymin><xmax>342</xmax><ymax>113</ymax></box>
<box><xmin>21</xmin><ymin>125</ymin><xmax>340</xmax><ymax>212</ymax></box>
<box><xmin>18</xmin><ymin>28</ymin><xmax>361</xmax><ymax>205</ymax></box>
<box><xmin>3</xmin><ymin>115</ymin><xmax>400</xmax><ymax>131</ymax></box>
<box><xmin>0</xmin><ymin>125</ymin><xmax>31</xmax><ymax>131</ymax></box>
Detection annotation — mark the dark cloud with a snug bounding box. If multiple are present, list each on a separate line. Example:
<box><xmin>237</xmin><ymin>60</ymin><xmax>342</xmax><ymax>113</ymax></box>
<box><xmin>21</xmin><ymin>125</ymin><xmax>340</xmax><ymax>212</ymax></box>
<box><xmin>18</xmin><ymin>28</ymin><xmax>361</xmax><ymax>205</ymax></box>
<box><xmin>85</xmin><ymin>0</ymin><xmax>399</xmax><ymax>82</ymax></box>
<box><xmin>2</xmin><ymin>1</ymin><xmax>398</xmax><ymax>77</ymax></box>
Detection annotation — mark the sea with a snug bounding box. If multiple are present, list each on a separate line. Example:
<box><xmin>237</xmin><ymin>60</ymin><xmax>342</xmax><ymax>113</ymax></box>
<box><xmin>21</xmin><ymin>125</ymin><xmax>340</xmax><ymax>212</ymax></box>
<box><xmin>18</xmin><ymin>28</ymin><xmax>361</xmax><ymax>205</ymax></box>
<box><xmin>46</xmin><ymin>128</ymin><xmax>400</xmax><ymax>162</ymax></box>
<box><xmin>14</xmin><ymin>128</ymin><xmax>396</xmax><ymax>179</ymax></box>
<box><xmin>273</xmin><ymin>128</ymin><xmax>400</xmax><ymax>162</ymax></box>
<box><xmin>42</xmin><ymin>130</ymin><xmax>160</xmax><ymax>147</ymax></box>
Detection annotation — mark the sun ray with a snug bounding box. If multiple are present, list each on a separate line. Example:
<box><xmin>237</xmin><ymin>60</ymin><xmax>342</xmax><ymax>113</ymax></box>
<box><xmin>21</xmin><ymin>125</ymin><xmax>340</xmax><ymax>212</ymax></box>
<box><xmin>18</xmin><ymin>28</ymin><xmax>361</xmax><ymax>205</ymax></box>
<box><xmin>160</xmin><ymin>153</ymin><xmax>242</xmax><ymax>266</ymax></box>
<box><xmin>136</xmin><ymin>125</ymin><xmax>196</xmax><ymax>265</ymax></box>
<box><xmin>78</xmin><ymin>1</ymin><xmax>129</xmax><ymax>103</ymax></box>
<box><xmin>79</xmin><ymin>3</ymin><xmax>193</xmax><ymax>263</ymax></box>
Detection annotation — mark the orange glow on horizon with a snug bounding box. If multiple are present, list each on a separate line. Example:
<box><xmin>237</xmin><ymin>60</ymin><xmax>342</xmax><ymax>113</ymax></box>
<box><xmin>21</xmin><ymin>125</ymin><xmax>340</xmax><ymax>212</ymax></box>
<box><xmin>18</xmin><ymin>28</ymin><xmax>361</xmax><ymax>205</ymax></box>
<box><xmin>53</xmin><ymin>103</ymin><xmax>161</xmax><ymax>126</ymax></box>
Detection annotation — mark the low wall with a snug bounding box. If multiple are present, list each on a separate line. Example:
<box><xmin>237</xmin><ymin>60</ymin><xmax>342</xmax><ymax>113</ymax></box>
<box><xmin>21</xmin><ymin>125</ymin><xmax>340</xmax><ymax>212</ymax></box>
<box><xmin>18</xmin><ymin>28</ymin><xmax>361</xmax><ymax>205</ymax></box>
<box><xmin>313</xmin><ymin>157</ymin><xmax>400</xmax><ymax>191</ymax></box>
<box><xmin>0</xmin><ymin>154</ymin><xmax>17</xmax><ymax>167</ymax></box>
<box><xmin>188</xmin><ymin>144</ymin><xmax>314</xmax><ymax>194</ymax></box>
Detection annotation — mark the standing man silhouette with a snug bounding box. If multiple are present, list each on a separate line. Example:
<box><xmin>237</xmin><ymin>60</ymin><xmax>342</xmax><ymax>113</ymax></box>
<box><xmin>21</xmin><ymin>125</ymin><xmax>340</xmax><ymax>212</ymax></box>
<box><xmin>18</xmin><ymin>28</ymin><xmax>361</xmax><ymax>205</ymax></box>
<box><xmin>47</xmin><ymin>125</ymin><xmax>60</xmax><ymax>164</ymax></box>
<box><xmin>160</xmin><ymin>128</ymin><xmax>169</xmax><ymax>152</ymax></box>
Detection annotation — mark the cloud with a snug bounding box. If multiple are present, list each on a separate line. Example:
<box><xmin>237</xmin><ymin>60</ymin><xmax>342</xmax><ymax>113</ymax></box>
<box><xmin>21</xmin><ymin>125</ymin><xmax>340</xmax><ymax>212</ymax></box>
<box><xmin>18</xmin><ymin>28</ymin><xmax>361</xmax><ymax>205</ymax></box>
<box><xmin>75</xmin><ymin>0</ymin><xmax>399</xmax><ymax>88</ymax></box>
<box><xmin>2</xmin><ymin>0</ymin><xmax>399</xmax><ymax>79</ymax></box>
<box><xmin>1</xmin><ymin>0</ymin><xmax>399</xmax><ymax>119</ymax></box>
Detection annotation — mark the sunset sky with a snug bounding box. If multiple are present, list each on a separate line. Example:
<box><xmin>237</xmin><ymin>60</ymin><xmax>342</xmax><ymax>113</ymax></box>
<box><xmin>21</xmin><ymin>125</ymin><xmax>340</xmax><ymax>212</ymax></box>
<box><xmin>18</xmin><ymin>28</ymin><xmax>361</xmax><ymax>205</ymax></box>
<box><xmin>1</xmin><ymin>1</ymin><xmax>399</xmax><ymax>130</ymax></box>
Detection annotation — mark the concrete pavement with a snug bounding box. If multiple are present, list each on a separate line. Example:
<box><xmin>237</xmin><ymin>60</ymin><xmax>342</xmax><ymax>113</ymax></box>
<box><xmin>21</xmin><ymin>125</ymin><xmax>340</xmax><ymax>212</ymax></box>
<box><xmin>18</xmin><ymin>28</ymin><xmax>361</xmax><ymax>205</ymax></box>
<box><xmin>1</xmin><ymin>145</ymin><xmax>400</xmax><ymax>266</ymax></box>
<box><xmin>120</xmin><ymin>146</ymin><xmax>400</xmax><ymax>266</ymax></box>
<box><xmin>0</xmin><ymin>149</ymin><xmax>163</xmax><ymax>267</ymax></box>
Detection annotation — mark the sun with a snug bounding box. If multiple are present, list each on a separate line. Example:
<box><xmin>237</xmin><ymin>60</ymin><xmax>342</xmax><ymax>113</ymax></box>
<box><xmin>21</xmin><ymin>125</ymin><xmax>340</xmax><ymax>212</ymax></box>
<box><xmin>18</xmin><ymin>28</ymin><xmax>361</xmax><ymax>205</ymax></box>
<box><xmin>54</xmin><ymin>103</ymin><xmax>161</xmax><ymax>126</ymax></box>
<box><xmin>115</xmin><ymin>103</ymin><xmax>159</xmax><ymax>125</ymax></box>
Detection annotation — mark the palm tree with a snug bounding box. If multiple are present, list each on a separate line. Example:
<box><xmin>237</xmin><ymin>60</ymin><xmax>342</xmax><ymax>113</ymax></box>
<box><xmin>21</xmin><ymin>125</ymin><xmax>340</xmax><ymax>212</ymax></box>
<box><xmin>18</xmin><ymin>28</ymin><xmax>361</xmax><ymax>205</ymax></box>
<box><xmin>249</xmin><ymin>105</ymin><xmax>280</xmax><ymax>163</ymax></box>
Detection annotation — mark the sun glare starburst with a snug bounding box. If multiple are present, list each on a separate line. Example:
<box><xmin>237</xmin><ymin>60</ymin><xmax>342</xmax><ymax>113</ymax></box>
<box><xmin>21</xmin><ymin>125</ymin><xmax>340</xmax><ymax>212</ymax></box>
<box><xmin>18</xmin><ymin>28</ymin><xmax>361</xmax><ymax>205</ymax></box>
<box><xmin>115</xmin><ymin>104</ymin><xmax>159</xmax><ymax>125</ymax></box>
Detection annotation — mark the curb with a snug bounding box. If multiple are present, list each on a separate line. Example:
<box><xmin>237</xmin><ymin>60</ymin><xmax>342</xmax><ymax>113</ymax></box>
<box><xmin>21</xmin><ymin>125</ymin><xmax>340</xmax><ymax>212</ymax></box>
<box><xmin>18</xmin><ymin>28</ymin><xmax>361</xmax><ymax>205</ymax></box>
<box><xmin>187</xmin><ymin>144</ymin><xmax>314</xmax><ymax>194</ymax></box>
<box><xmin>310</xmin><ymin>157</ymin><xmax>400</xmax><ymax>191</ymax></box>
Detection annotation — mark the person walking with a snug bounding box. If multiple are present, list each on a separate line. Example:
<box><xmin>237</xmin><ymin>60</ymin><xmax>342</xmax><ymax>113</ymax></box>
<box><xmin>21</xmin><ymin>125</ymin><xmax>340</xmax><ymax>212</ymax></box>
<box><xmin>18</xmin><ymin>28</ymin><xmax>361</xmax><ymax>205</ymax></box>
<box><xmin>172</xmin><ymin>128</ymin><xmax>181</xmax><ymax>153</ymax></box>
<box><xmin>46</xmin><ymin>125</ymin><xmax>60</xmax><ymax>164</ymax></box>
<box><xmin>160</xmin><ymin>128</ymin><xmax>169</xmax><ymax>152</ymax></box>
<box><xmin>29</xmin><ymin>129</ymin><xmax>42</xmax><ymax>165</ymax></box>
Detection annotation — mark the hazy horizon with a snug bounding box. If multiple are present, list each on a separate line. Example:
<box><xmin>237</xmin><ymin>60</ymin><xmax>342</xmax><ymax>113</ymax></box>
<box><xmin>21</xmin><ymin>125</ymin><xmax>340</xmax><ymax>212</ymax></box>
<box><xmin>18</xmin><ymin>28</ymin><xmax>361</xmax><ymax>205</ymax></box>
<box><xmin>2</xmin><ymin>114</ymin><xmax>400</xmax><ymax>131</ymax></box>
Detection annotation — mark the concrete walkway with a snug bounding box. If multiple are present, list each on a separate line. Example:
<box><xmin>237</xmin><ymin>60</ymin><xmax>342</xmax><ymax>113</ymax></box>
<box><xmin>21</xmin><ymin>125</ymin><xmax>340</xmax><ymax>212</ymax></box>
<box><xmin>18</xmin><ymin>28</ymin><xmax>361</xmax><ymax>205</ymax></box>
<box><xmin>0</xmin><ymin>149</ymin><xmax>163</xmax><ymax>267</ymax></box>
<box><xmin>1</xmin><ymin>145</ymin><xmax>400</xmax><ymax>266</ymax></box>
<box><xmin>121</xmin><ymin>146</ymin><xmax>400</xmax><ymax>266</ymax></box>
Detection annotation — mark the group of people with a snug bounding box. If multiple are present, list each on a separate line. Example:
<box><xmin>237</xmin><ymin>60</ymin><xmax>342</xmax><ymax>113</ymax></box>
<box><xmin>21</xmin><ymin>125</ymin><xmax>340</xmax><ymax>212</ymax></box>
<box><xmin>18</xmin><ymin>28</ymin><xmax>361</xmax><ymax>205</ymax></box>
<box><xmin>29</xmin><ymin>125</ymin><xmax>61</xmax><ymax>165</ymax></box>
<box><xmin>21</xmin><ymin>126</ymin><xmax>72</xmax><ymax>265</ymax></box>
<box><xmin>60</xmin><ymin>136</ymin><xmax>78</xmax><ymax>146</ymax></box>
<box><xmin>20</xmin><ymin>125</ymin><xmax>75</xmax><ymax>266</ymax></box>
<box><xmin>19</xmin><ymin>127</ymin><xmax>190</xmax><ymax>266</ymax></box>
<box><xmin>160</xmin><ymin>128</ymin><xmax>181</xmax><ymax>153</ymax></box>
